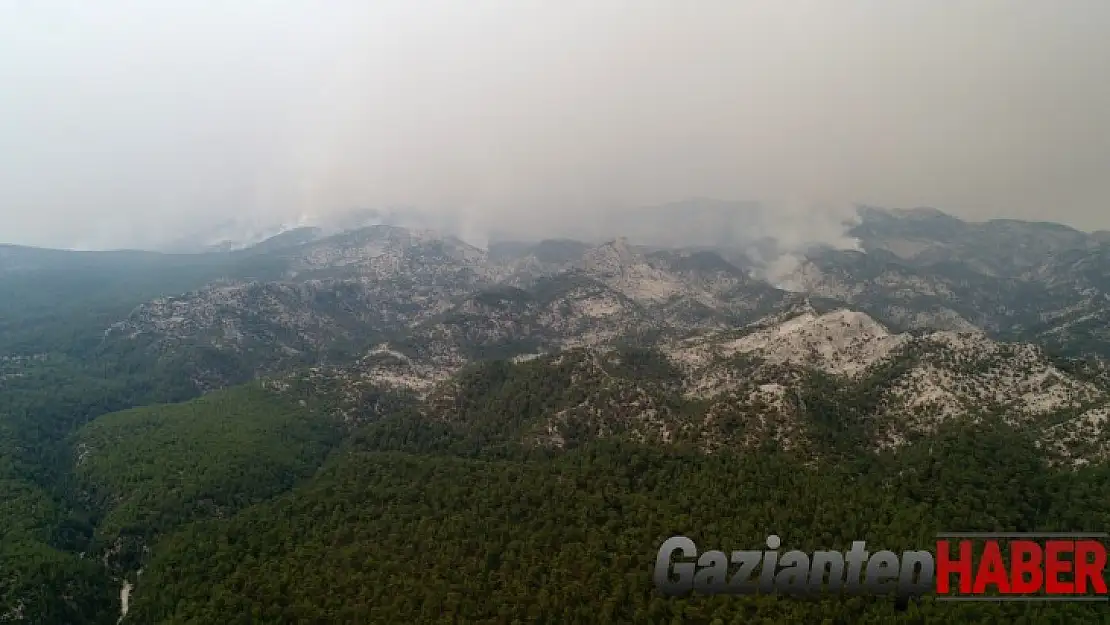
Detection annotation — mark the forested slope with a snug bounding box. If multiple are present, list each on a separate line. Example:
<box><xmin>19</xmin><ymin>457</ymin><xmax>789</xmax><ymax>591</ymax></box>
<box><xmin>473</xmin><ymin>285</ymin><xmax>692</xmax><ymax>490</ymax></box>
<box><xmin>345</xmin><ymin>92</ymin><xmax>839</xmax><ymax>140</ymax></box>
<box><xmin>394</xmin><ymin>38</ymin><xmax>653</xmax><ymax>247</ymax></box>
<box><xmin>125</xmin><ymin>418</ymin><xmax>1109</xmax><ymax>624</ymax></box>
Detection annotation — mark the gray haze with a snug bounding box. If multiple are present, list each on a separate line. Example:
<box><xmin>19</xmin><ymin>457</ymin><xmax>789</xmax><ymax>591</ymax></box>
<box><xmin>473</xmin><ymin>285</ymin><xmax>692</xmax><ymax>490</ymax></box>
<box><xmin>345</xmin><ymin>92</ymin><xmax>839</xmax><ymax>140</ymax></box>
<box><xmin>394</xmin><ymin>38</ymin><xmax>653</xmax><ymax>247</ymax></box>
<box><xmin>2</xmin><ymin>2</ymin><xmax>1109</xmax><ymax>250</ymax></box>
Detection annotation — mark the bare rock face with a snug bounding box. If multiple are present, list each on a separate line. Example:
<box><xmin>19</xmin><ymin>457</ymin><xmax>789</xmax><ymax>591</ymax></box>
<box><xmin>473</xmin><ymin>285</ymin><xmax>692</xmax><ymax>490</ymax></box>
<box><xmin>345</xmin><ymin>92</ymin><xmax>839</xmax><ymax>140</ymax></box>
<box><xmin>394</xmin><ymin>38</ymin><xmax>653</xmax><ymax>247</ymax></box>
<box><xmin>716</xmin><ymin>310</ymin><xmax>908</xmax><ymax>376</ymax></box>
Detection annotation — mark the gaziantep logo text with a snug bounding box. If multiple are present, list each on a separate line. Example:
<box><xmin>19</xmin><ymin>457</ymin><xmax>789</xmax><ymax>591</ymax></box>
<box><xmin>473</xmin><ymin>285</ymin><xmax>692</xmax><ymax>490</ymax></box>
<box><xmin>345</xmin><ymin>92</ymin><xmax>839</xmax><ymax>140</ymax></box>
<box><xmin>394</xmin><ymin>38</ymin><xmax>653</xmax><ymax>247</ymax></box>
<box><xmin>654</xmin><ymin>533</ymin><xmax>1108</xmax><ymax>606</ymax></box>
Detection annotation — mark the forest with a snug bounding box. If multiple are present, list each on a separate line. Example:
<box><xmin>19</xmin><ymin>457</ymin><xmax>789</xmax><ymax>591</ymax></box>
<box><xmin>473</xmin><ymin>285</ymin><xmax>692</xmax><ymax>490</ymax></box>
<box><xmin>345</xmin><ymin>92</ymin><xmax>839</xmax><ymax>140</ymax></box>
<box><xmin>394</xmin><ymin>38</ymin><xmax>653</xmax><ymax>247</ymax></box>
<box><xmin>124</xmin><ymin>418</ymin><xmax>1109</xmax><ymax>624</ymax></box>
<box><xmin>3</xmin><ymin>353</ymin><xmax>1105</xmax><ymax>623</ymax></box>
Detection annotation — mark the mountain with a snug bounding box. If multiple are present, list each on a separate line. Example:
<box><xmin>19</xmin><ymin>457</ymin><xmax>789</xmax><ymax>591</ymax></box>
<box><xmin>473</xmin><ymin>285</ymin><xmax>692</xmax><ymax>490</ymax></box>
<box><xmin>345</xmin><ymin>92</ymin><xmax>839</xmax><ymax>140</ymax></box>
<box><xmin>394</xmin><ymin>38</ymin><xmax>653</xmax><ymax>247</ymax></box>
<box><xmin>156</xmin><ymin>206</ymin><xmax>478</xmax><ymax>254</ymax></box>
<box><xmin>160</xmin><ymin>217</ymin><xmax>320</xmax><ymax>253</ymax></box>
<box><xmin>851</xmin><ymin>206</ymin><xmax>1103</xmax><ymax>276</ymax></box>
<box><xmin>100</xmin><ymin>232</ymin><xmax>807</xmax><ymax>393</ymax></box>
<box><xmin>3</xmin><ymin>205</ymin><xmax>1110</xmax><ymax>623</ymax></box>
<box><xmin>780</xmin><ymin>208</ymin><xmax>1110</xmax><ymax>359</ymax></box>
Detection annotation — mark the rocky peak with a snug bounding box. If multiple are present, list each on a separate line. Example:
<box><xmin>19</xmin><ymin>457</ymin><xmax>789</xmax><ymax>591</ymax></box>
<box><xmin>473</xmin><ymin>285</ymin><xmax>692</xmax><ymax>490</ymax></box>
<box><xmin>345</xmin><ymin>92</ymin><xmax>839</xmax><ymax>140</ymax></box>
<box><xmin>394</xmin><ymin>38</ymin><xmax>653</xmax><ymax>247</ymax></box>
<box><xmin>580</xmin><ymin>238</ymin><xmax>639</xmax><ymax>275</ymax></box>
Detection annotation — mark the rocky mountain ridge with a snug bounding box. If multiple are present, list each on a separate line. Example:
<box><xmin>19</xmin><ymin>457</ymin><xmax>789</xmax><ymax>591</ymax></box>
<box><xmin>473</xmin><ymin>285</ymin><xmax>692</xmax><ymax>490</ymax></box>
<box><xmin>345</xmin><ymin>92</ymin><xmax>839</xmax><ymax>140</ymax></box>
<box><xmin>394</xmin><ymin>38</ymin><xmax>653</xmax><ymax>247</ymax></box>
<box><xmin>11</xmin><ymin>206</ymin><xmax>1110</xmax><ymax>464</ymax></box>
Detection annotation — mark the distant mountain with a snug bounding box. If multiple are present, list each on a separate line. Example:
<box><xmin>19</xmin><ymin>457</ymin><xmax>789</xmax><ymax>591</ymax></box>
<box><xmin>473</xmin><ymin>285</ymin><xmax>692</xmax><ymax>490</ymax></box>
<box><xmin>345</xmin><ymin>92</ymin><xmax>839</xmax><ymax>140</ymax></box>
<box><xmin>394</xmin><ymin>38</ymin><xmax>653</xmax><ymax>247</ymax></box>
<box><xmin>780</xmin><ymin>207</ymin><xmax>1110</xmax><ymax>358</ymax></box>
<box><xmin>156</xmin><ymin>197</ymin><xmax>846</xmax><ymax>257</ymax></box>
<box><xmin>244</xmin><ymin>226</ymin><xmax>326</xmax><ymax>253</ymax></box>
<box><xmin>852</xmin><ymin>205</ymin><xmax>1103</xmax><ymax>277</ymax></box>
<box><xmin>155</xmin><ymin>206</ymin><xmax>454</xmax><ymax>253</ymax></box>
<box><xmin>586</xmin><ymin>198</ymin><xmax>767</xmax><ymax>247</ymax></box>
<box><xmin>160</xmin><ymin>217</ymin><xmax>316</xmax><ymax>253</ymax></box>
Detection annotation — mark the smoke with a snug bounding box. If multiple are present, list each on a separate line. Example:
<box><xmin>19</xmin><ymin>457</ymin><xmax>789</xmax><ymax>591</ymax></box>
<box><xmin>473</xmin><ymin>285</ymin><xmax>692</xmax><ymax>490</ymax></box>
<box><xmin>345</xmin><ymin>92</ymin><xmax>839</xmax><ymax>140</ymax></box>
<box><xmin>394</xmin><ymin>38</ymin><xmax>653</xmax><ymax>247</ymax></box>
<box><xmin>756</xmin><ymin>199</ymin><xmax>862</xmax><ymax>255</ymax></box>
<box><xmin>743</xmin><ymin>198</ymin><xmax>862</xmax><ymax>286</ymax></box>
<box><xmin>5</xmin><ymin>2</ymin><xmax>1110</xmax><ymax>250</ymax></box>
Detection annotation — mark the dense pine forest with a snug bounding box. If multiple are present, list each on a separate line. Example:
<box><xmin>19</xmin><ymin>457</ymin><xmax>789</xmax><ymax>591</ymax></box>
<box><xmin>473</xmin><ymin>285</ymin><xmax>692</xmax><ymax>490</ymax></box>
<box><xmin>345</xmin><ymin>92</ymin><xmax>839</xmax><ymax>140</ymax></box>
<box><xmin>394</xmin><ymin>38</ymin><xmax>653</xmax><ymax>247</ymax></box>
<box><xmin>126</xmin><ymin>423</ymin><xmax>1110</xmax><ymax>624</ymax></box>
<box><xmin>4</xmin><ymin>348</ymin><xmax>1110</xmax><ymax>622</ymax></box>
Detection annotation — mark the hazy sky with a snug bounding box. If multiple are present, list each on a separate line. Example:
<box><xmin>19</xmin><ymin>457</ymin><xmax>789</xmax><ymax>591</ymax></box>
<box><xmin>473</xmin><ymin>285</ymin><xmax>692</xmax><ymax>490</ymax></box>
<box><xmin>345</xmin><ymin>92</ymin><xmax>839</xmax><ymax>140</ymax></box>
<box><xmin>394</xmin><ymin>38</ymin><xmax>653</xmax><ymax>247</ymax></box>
<box><xmin>2</xmin><ymin>1</ymin><xmax>1109</xmax><ymax>249</ymax></box>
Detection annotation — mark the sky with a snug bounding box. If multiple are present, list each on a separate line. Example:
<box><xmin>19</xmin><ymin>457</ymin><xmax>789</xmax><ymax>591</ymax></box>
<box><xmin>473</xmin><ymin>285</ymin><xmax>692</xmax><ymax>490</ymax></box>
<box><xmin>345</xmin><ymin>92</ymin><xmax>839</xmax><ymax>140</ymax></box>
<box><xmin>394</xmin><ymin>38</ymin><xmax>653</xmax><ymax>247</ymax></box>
<box><xmin>2</xmin><ymin>1</ymin><xmax>1109</xmax><ymax>249</ymax></box>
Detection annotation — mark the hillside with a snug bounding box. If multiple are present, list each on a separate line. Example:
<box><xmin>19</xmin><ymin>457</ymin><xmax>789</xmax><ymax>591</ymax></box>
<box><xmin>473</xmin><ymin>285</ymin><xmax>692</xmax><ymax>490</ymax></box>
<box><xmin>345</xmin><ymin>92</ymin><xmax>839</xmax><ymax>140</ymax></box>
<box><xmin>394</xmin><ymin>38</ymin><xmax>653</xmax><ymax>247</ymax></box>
<box><xmin>123</xmin><ymin>434</ymin><xmax>1110</xmax><ymax>624</ymax></box>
